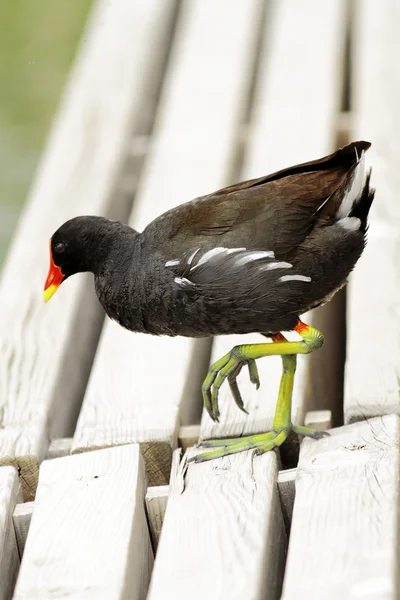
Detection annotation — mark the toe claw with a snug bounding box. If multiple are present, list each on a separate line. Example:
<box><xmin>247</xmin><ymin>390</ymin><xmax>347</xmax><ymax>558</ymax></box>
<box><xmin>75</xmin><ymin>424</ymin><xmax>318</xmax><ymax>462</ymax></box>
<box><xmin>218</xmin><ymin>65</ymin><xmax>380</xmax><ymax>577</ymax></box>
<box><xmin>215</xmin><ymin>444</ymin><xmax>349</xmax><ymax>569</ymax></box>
<box><xmin>228</xmin><ymin>376</ymin><xmax>248</xmax><ymax>414</ymax></box>
<box><xmin>248</xmin><ymin>360</ymin><xmax>260</xmax><ymax>389</ymax></box>
<box><xmin>201</xmin><ymin>350</ymin><xmax>263</xmax><ymax>423</ymax></box>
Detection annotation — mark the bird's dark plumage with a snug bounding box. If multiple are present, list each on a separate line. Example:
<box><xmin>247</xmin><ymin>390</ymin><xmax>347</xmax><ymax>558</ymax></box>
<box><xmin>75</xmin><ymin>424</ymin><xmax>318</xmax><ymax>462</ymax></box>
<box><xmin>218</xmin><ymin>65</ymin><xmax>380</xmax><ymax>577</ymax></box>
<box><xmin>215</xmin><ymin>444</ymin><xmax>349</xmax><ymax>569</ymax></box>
<box><xmin>46</xmin><ymin>141</ymin><xmax>374</xmax><ymax>338</ymax></box>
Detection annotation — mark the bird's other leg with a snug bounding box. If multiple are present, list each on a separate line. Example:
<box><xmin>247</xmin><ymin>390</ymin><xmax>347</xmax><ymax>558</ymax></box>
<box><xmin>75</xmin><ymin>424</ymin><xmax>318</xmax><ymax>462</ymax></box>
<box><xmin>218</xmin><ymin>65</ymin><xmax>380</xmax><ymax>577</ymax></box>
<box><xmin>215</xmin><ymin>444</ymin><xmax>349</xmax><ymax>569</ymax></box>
<box><xmin>191</xmin><ymin>321</ymin><xmax>327</xmax><ymax>463</ymax></box>
<box><xmin>201</xmin><ymin>320</ymin><xmax>324</xmax><ymax>422</ymax></box>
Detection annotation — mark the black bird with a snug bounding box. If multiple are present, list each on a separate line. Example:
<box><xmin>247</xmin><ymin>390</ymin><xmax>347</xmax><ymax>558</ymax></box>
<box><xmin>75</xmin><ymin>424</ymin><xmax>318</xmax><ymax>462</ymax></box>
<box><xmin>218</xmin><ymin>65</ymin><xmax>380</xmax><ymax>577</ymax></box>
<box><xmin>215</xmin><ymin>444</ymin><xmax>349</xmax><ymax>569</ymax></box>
<box><xmin>44</xmin><ymin>141</ymin><xmax>375</xmax><ymax>461</ymax></box>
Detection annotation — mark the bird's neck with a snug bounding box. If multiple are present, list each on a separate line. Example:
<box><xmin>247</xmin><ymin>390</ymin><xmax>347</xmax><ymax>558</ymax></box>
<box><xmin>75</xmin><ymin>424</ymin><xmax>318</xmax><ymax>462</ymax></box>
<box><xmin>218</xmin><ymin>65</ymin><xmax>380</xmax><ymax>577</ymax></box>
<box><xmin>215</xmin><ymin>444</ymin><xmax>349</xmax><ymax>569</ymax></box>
<box><xmin>81</xmin><ymin>220</ymin><xmax>140</xmax><ymax>275</ymax></box>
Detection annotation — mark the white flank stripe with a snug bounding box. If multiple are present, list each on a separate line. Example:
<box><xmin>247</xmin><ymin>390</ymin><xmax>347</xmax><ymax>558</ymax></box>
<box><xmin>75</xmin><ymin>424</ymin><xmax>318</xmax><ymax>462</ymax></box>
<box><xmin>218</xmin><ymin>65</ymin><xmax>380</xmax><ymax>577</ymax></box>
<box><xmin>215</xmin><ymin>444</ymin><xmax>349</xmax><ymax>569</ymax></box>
<box><xmin>165</xmin><ymin>259</ymin><xmax>180</xmax><ymax>267</ymax></box>
<box><xmin>336</xmin><ymin>153</ymin><xmax>366</xmax><ymax>219</ymax></box>
<box><xmin>192</xmin><ymin>247</ymin><xmax>246</xmax><ymax>270</ymax></box>
<box><xmin>260</xmin><ymin>261</ymin><xmax>292</xmax><ymax>270</ymax></box>
<box><xmin>174</xmin><ymin>277</ymin><xmax>195</xmax><ymax>287</ymax></box>
<box><xmin>187</xmin><ymin>248</ymin><xmax>201</xmax><ymax>265</ymax></box>
<box><xmin>279</xmin><ymin>274</ymin><xmax>312</xmax><ymax>283</ymax></box>
<box><xmin>235</xmin><ymin>251</ymin><xmax>275</xmax><ymax>266</ymax></box>
<box><xmin>226</xmin><ymin>247</ymin><xmax>247</xmax><ymax>254</ymax></box>
<box><xmin>196</xmin><ymin>247</ymin><xmax>229</xmax><ymax>266</ymax></box>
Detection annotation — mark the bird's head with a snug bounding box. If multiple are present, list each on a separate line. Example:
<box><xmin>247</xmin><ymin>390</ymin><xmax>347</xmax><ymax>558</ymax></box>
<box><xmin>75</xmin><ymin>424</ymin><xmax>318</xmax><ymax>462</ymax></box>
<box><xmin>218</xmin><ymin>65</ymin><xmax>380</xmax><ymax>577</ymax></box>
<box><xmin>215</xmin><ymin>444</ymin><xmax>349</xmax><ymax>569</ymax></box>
<box><xmin>44</xmin><ymin>215</ymin><xmax>128</xmax><ymax>302</ymax></box>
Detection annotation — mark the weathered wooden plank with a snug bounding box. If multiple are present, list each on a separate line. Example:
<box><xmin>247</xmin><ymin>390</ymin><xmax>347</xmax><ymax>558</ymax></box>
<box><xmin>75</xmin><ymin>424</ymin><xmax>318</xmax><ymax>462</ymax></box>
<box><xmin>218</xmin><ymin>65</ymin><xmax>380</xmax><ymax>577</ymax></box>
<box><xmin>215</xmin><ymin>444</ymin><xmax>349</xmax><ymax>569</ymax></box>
<box><xmin>344</xmin><ymin>0</ymin><xmax>400</xmax><ymax>423</ymax></box>
<box><xmin>71</xmin><ymin>0</ymin><xmax>266</xmax><ymax>485</ymax></box>
<box><xmin>0</xmin><ymin>0</ymin><xmax>178</xmax><ymax>501</ymax></box>
<box><xmin>200</xmin><ymin>0</ymin><xmax>347</xmax><ymax>443</ymax></box>
<box><xmin>13</xmin><ymin>445</ymin><xmax>153</xmax><ymax>600</ymax></box>
<box><xmin>0</xmin><ymin>467</ymin><xmax>20</xmax><ymax>600</ymax></box>
<box><xmin>145</xmin><ymin>485</ymin><xmax>169</xmax><ymax>552</ymax></box>
<box><xmin>147</xmin><ymin>449</ymin><xmax>286</xmax><ymax>600</ymax></box>
<box><xmin>282</xmin><ymin>414</ymin><xmax>400</xmax><ymax>599</ymax></box>
<box><xmin>12</xmin><ymin>501</ymin><xmax>34</xmax><ymax>559</ymax></box>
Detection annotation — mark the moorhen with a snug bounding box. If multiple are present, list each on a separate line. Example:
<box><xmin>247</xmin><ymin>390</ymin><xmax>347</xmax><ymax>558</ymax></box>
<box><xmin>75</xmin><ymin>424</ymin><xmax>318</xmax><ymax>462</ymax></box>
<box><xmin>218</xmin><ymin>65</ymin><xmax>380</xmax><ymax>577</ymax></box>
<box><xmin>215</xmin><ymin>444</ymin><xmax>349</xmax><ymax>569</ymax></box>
<box><xmin>44</xmin><ymin>141</ymin><xmax>374</xmax><ymax>461</ymax></box>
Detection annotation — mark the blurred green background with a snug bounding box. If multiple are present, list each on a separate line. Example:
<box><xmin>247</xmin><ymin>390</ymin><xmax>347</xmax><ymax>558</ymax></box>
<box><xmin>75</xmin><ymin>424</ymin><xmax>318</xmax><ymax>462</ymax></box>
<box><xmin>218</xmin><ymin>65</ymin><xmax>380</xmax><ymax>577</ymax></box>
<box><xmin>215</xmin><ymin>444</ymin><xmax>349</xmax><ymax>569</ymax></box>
<box><xmin>0</xmin><ymin>0</ymin><xmax>93</xmax><ymax>267</ymax></box>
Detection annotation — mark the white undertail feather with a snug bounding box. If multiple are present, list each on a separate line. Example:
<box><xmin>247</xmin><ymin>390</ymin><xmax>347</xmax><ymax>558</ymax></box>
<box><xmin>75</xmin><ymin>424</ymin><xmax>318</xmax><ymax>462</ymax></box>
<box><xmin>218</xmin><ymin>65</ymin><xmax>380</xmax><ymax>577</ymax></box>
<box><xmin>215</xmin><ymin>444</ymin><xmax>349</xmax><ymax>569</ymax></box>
<box><xmin>338</xmin><ymin>216</ymin><xmax>361</xmax><ymax>231</ymax></box>
<box><xmin>336</xmin><ymin>150</ymin><xmax>367</xmax><ymax>219</ymax></box>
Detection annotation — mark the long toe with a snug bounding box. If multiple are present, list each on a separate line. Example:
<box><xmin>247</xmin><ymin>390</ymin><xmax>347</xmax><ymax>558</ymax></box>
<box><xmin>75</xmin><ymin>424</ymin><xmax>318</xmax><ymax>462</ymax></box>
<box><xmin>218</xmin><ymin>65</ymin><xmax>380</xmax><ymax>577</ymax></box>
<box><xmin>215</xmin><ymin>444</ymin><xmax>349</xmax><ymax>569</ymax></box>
<box><xmin>292</xmin><ymin>424</ymin><xmax>331</xmax><ymax>440</ymax></box>
<box><xmin>189</xmin><ymin>430</ymin><xmax>289</xmax><ymax>462</ymax></box>
<box><xmin>199</xmin><ymin>431</ymin><xmax>276</xmax><ymax>448</ymax></box>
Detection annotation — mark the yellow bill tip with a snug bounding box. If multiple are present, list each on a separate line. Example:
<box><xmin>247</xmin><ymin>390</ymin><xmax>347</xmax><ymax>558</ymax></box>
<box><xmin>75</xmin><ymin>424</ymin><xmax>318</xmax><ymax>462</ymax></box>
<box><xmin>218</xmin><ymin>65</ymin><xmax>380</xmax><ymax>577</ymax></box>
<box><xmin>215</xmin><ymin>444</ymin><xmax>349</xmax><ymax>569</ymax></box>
<box><xmin>43</xmin><ymin>284</ymin><xmax>59</xmax><ymax>303</ymax></box>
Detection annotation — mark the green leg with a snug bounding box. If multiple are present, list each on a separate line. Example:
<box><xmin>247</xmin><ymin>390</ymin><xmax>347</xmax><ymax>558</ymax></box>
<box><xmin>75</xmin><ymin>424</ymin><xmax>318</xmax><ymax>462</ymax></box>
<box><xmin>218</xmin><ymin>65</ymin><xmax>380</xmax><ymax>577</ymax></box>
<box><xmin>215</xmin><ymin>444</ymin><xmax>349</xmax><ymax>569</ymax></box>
<box><xmin>190</xmin><ymin>321</ymin><xmax>328</xmax><ymax>463</ymax></box>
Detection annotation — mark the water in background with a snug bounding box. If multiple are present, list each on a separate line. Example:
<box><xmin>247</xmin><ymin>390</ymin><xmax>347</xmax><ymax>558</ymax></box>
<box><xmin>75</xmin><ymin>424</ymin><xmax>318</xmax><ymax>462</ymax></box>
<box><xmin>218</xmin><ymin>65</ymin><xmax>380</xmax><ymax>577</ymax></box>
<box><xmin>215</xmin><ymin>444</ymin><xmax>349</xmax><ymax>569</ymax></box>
<box><xmin>0</xmin><ymin>0</ymin><xmax>93</xmax><ymax>268</ymax></box>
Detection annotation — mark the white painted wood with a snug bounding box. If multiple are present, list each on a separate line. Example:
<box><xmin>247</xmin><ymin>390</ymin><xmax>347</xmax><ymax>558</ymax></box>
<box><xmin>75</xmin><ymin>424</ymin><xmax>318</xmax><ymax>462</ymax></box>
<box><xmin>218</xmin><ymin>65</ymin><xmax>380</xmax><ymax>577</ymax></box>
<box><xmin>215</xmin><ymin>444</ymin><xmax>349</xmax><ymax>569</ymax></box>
<box><xmin>12</xmin><ymin>501</ymin><xmax>34</xmax><ymax>558</ymax></box>
<box><xmin>47</xmin><ymin>438</ymin><xmax>73</xmax><ymax>459</ymax></box>
<box><xmin>304</xmin><ymin>410</ymin><xmax>332</xmax><ymax>431</ymax></box>
<box><xmin>200</xmin><ymin>0</ymin><xmax>347</xmax><ymax>442</ymax></box>
<box><xmin>344</xmin><ymin>0</ymin><xmax>400</xmax><ymax>423</ymax></box>
<box><xmin>0</xmin><ymin>0</ymin><xmax>177</xmax><ymax>501</ymax></box>
<box><xmin>0</xmin><ymin>467</ymin><xmax>20</xmax><ymax>600</ymax></box>
<box><xmin>13</xmin><ymin>445</ymin><xmax>153</xmax><ymax>600</ymax></box>
<box><xmin>145</xmin><ymin>485</ymin><xmax>169</xmax><ymax>551</ymax></box>
<box><xmin>282</xmin><ymin>414</ymin><xmax>400</xmax><ymax>599</ymax></box>
<box><xmin>147</xmin><ymin>449</ymin><xmax>286</xmax><ymax>600</ymax></box>
<box><xmin>71</xmin><ymin>0</ymin><xmax>266</xmax><ymax>485</ymax></box>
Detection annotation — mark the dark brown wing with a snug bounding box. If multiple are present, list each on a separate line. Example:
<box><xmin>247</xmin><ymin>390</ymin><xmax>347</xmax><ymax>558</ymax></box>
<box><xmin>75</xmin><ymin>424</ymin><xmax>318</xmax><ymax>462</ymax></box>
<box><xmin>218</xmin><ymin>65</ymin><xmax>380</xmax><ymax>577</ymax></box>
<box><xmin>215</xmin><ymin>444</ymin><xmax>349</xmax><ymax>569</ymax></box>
<box><xmin>144</xmin><ymin>141</ymin><xmax>371</xmax><ymax>260</ymax></box>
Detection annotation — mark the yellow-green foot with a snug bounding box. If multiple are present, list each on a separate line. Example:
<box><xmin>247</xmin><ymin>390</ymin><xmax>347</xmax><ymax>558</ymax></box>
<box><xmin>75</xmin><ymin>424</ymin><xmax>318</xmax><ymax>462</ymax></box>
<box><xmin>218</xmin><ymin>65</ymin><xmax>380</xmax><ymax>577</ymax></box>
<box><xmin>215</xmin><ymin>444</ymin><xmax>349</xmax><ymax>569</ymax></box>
<box><xmin>194</xmin><ymin>322</ymin><xmax>327</xmax><ymax>464</ymax></box>
<box><xmin>188</xmin><ymin>425</ymin><xmax>329</xmax><ymax>463</ymax></box>
<box><xmin>201</xmin><ymin>322</ymin><xmax>324</xmax><ymax>423</ymax></box>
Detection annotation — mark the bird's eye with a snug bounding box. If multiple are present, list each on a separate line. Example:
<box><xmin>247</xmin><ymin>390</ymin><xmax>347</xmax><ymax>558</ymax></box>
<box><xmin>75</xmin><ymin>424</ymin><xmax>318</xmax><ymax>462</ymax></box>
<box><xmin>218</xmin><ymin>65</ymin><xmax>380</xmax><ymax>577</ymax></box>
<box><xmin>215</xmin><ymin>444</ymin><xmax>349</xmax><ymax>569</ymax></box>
<box><xmin>54</xmin><ymin>242</ymin><xmax>66</xmax><ymax>254</ymax></box>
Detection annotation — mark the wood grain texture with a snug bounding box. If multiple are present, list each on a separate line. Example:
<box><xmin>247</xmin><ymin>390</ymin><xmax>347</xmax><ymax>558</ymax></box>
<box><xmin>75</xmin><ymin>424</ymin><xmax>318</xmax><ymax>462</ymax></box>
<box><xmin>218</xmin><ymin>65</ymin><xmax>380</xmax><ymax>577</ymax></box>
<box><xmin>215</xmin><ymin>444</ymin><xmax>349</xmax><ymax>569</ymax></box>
<box><xmin>0</xmin><ymin>0</ymin><xmax>178</xmax><ymax>501</ymax></box>
<box><xmin>0</xmin><ymin>467</ymin><xmax>20</xmax><ymax>600</ymax></box>
<box><xmin>13</xmin><ymin>445</ymin><xmax>153</xmax><ymax>600</ymax></box>
<box><xmin>71</xmin><ymin>0</ymin><xmax>266</xmax><ymax>485</ymax></box>
<box><xmin>282</xmin><ymin>415</ymin><xmax>400</xmax><ymax>599</ymax></box>
<box><xmin>145</xmin><ymin>485</ymin><xmax>169</xmax><ymax>552</ymax></box>
<box><xmin>344</xmin><ymin>0</ymin><xmax>400</xmax><ymax>423</ymax></box>
<box><xmin>147</xmin><ymin>449</ymin><xmax>286</xmax><ymax>600</ymax></box>
<box><xmin>12</xmin><ymin>502</ymin><xmax>34</xmax><ymax>559</ymax></box>
<box><xmin>200</xmin><ymin>0</ymin><xmax>347</xmax><ymax>442</ymax></box>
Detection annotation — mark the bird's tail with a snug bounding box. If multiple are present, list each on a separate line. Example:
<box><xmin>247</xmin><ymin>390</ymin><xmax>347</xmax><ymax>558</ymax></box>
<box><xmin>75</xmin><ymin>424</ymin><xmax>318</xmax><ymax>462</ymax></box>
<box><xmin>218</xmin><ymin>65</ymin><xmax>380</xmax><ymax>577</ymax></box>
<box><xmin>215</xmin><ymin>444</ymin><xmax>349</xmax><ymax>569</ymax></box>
<box><xmin>334</xmin><ymin>142</ymin><xmax>375</xmax><ymax>233</ymax></box>
<box><xmin>348</xmin><ymin>169</ymin><xmax>375</xmax><ymax>233</ymax></box>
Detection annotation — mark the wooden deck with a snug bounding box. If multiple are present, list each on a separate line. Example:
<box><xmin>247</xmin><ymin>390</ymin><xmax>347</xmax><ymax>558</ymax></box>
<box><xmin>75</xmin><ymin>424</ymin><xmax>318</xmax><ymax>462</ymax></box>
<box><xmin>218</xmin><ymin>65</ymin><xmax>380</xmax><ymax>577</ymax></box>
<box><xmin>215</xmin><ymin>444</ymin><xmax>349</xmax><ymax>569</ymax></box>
<box><xmin>0</xmin><ymin>0</ymin><xmax>399</xmax><ymax>598</ymax></box>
